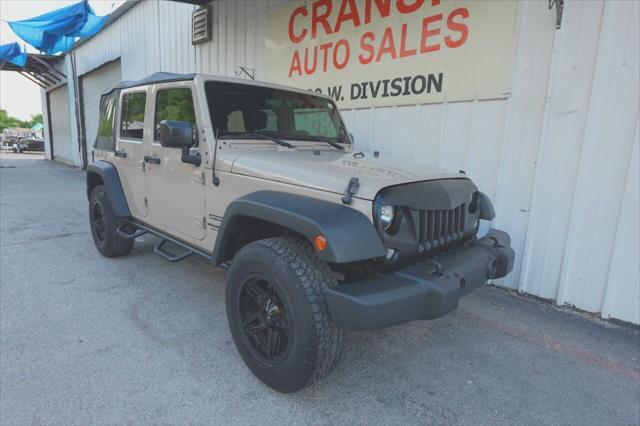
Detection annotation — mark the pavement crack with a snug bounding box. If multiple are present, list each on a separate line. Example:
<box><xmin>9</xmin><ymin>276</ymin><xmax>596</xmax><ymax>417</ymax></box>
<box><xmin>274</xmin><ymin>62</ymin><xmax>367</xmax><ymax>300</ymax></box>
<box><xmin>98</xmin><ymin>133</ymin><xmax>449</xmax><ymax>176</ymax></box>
<box><xmin>1</xmin><ymin>231</ymin><xmax>86</xmax><ymax>247</ymax></box>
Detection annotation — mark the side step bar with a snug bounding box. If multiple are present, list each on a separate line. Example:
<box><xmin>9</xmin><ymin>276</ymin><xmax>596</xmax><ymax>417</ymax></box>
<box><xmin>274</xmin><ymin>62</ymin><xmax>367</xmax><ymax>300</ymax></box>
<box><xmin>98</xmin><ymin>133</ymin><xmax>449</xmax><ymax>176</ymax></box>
<box><xmin>119</xmin><ymin>219</ymin><xmax>214</xmax><ymax>262</ymax></box>
<box><xmin>116</xmin><ymin>223</ymin><xmax>148</xmax><ymax>240</ymax></box>
<box><xmin>154</xmin><ymin>239</ymin><xmax>193</xmax><ymax>262</ymax></box>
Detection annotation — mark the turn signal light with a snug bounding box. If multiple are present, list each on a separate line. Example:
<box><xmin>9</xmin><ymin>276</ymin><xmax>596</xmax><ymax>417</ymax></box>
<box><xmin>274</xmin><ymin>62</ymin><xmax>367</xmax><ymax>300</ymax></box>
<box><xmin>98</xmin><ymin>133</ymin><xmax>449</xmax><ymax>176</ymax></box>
<box><xmin>314</xmin><ymin>235</ymin><xmax>328</xmax><ymax>251</ymax></box>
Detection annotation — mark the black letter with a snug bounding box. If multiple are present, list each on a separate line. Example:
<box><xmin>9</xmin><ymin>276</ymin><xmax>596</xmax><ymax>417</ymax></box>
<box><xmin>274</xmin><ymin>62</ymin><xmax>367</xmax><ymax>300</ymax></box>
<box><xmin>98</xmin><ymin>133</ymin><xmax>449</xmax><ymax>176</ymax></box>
<box><xmin>427</xmin><ymin>72</ymin><xmax>443</xmax><ymax>93</ymax></box>
<box><xmin>411</xmin><ymin>75</ymin><xmax>426</xmax><ymax>94</ymax></box>
<box><xmin>350</xmin><ymin>83</ymin><xmax>362</xmax><ymax>99</ymax></box>
<box><xmin>402</xmin><ymin>76</ymin><xmax>412</xmax><ymax>96</ymax></box>
<box><xmin>390</xmin><ymin>78</ymin><xmax>403</xmax><ymax>96</ymax></box>
<box><xmin>381</xmin><ymin>79</ymin><xmax>390</xmax><ymax>97</ymax></box>
<box><xmin>361</xmin><ymin>82</ymin><xmax>369</xmax><ymax>99</ymax></box>
<box><xmin>327</xmin><ymin>85</ymin><xmax>342</xmax><ymax>101</ymax></box>
<box><xmin>369</xmin><ymin>80</ymin><xmax>382</xmax><ymax>98</ymax></box>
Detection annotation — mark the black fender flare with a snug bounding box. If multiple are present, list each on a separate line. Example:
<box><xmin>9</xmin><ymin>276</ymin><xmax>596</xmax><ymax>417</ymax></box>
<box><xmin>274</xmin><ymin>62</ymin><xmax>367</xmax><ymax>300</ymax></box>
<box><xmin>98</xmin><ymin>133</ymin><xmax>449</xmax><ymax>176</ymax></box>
<box><xmin>213</xmin><ymin>190</ymin><xmax>385</xmax><ymax>265</ymax></box>
<box><xmin>86</xmin><ymin>161</ymin><xmax>131</xmax><ymax>217</ymax></box>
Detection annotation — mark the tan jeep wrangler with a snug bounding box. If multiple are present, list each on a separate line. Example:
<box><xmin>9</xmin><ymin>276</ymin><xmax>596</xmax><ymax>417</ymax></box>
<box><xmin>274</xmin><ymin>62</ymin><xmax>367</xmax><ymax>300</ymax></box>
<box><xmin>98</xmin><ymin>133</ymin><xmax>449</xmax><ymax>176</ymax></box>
<box><xmin>87</xmin><ymin>72</ymin><xmax>515</xmax><ymax>392</ymax></box>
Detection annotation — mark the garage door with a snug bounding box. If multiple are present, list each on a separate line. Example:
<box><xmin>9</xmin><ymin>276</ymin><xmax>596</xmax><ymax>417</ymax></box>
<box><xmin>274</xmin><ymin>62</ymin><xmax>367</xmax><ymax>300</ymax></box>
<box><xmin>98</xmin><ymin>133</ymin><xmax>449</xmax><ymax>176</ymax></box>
<box><xmin>81</xmin><ymin>60</ymin><xmax>122</xmax><ymax>163</ymax></box>
<box><xmin>48</xmin><ymin>84</ymin><xmax>73</xmax><ymax>165</ymax></box>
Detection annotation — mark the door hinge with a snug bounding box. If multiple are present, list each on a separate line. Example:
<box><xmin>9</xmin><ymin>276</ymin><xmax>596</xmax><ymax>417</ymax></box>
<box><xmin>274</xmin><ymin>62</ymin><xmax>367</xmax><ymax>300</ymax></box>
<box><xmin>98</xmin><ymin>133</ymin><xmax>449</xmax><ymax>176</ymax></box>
<box><xmin>202</xmin><ymin>216</ymin><xmax>206</xmax><ymax>229</ymax></box>
<box><xmin>144</xmin><ymin>197</ymin><xmax>148</xmax><ymax>208</ymax></box>
<box><xmin>201</xmin><ymin>171</ymin><xmax>206</xmax><ymax>185</ymax></box>
<box><xmin>142</xmin><ymin>161</ymin><xmax>146</xmax><ymax>172</ymax></box>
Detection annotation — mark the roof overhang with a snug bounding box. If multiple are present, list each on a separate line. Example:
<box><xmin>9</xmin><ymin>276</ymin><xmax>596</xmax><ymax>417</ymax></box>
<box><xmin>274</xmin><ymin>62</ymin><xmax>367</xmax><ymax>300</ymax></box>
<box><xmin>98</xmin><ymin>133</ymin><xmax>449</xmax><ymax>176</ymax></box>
<box><xmin>1</xmin><ymin>53</ymin><xmax>66</xmax><ymax>89</ymax></box>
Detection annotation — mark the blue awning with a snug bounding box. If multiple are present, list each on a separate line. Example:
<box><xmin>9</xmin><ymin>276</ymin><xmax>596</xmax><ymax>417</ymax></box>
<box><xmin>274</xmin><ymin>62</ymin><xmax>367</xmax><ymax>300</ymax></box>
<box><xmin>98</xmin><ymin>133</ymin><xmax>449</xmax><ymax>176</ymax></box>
<box><xmin>7</xmin><ymin>0</ymin><xmax>108</xmax><ymax>55</ymax></box>
<box><xmin>0</xmin><ymin>42</ymin><xmax>27</xmax><ymax>67</ymax></box>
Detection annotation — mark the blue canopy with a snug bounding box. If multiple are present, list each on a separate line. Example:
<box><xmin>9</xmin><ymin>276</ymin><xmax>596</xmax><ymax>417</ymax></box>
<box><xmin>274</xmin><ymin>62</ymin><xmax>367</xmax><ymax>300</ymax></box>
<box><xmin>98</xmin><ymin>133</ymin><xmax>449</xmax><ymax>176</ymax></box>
<box><xmin>8</xmin><ymin>0</ymin><xmax>107</xmax><ymax>55</ymax></box>
<box><xmin>0</xmin><ymin>42</ymin><xmax>27</xmax><ymax>67</ymax></box>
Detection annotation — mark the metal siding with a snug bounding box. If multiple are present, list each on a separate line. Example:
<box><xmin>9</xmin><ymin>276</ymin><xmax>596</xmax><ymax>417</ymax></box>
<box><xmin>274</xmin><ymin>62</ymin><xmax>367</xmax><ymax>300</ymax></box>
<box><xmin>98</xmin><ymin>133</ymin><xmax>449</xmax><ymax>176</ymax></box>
<box><xmin>602</xmin><ymin>121</ymin><xmax>640</xmax><ymax>324</ymax></box>
<box><xmin>81</xmin><ymin>60</ymin><xmax>122</xmax><ymax>163</ymax></box>
<box><xmin>554</xmin><ymin>0</ymin><xmax>640</xmax><ymax>312</ymax></box>
<box><xmin>53</xmin><ymin>0</ymin><xmax>640</xmax><ymax>323</ymax></box>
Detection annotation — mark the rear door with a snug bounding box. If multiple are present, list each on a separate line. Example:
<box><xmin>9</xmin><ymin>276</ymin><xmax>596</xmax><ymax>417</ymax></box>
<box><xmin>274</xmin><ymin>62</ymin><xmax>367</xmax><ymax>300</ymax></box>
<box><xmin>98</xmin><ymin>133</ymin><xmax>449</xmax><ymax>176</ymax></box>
<box><xmin>114</xmin><ymin>88</ymin><xmax>149</xmax><ymax>218</ymax></box>
<box><xmin>145</xmin><ymin>82</ymin><xmax>206</xmax><ymax>240</ymax></box>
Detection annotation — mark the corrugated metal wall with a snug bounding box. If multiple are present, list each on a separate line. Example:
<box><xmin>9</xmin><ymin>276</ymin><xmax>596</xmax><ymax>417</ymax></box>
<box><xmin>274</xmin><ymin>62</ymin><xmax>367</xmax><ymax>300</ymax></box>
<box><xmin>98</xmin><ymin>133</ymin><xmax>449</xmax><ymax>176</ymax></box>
<box><xmin>48</xmin><ymin>0</ymin><xmax>639</xmax><ymax>324</ymax></box>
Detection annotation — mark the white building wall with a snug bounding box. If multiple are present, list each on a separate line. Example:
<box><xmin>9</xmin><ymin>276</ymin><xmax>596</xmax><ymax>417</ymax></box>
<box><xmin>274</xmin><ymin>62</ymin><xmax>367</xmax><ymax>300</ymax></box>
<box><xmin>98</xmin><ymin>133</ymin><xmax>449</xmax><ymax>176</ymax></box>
<box><xmin>46</xmin><ymin>0</ymin><xmax>639</xmax><ymax>323</ymax></box>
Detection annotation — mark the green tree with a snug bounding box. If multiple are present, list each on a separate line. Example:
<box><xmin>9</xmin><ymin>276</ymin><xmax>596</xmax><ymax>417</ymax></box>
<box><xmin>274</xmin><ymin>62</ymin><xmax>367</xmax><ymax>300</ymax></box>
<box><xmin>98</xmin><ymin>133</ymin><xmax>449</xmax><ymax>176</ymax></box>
<box><xmin>0</xmin><ymin>109</ymin><xmax>42</xmax><ymax>131</ymax></box>
<box><xmin>26</xmin><ymin>113</ymin><xmax>43</xmax><ymax>128</ymax></box>
<box><xmin>0</xmin><ymin>109</ymin><xmax>23</xmax><ymax>131</ymax></box>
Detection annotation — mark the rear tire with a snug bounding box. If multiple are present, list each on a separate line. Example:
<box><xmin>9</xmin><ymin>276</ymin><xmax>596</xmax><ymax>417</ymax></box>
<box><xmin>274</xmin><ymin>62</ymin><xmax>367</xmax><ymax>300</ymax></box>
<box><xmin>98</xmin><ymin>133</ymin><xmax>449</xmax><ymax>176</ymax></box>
<box><xmin>89</xmin><ymin>185</ymin><xmax>133</xmax><ymax>257</ymax></box>
<box><xmin>226</xmin><ymin>237</ymin><xmax>344</xmax><ymax>393</ymax></box>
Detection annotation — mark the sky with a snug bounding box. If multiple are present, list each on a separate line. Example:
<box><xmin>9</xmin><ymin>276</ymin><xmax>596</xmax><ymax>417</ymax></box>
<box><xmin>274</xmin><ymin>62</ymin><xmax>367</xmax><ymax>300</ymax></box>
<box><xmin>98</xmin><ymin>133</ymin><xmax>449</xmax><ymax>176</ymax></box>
<box><xmin>0</xmin><ymin>1</ymin><xmax>124</xmax><ymax>120</ymax></box>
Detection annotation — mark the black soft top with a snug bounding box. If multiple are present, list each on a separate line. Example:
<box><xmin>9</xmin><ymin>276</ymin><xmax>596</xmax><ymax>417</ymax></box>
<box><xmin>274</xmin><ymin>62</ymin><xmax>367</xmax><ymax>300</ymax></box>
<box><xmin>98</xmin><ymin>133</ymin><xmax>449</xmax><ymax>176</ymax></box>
<box><xmin>102</xmin><ymin>72</ymin><xmax>196</xmax><ymax>95</ymax></box>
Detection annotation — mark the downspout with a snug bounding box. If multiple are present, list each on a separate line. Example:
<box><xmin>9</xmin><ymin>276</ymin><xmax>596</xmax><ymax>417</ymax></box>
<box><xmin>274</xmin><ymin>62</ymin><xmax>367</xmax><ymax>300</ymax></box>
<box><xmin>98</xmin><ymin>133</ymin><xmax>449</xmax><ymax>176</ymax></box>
<box><xmin>70</xmin><ymin>52</ymin><xmax>87</xmax><ymax>169</ymax></box>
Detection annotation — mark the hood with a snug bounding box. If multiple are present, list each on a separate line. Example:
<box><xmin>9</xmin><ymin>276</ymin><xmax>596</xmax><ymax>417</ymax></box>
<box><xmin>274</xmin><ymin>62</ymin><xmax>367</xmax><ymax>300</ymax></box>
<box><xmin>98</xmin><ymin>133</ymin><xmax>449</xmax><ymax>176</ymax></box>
<box><xmin>229</xmin><ymin>148</ymin><xmax>465</xmax><ymax>200</ymax></box>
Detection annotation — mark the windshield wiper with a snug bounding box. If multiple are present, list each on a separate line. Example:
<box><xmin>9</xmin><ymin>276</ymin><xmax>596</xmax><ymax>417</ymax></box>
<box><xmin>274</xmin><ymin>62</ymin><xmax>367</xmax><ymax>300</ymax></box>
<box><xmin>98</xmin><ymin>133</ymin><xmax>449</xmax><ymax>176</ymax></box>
<box><xmin>243</xmin><ymin>132</ymin><xmax>296</xmax><ymax>148</ymax></box>
<box><xmin>312</xmin><ymin>136</ymin><xmax>345</xmax><ymax>151</ymax></box>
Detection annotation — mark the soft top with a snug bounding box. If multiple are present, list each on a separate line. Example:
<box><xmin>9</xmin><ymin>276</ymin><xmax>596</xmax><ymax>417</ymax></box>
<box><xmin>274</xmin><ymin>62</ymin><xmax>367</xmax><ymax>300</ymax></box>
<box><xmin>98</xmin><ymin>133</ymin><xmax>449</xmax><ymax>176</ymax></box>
<box><xmin>104</xmin><ymin>72</ymin><xmax>195</xmax><ymax>94</ymax></box>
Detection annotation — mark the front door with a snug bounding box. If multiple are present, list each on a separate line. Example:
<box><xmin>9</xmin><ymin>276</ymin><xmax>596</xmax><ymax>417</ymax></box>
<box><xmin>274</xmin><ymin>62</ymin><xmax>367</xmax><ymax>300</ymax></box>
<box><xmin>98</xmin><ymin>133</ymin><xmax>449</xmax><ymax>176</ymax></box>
<box><xmin>115</xmin><ymin>88</ymin><xmax>148</xmax><ymax>217</ymax></box>
<box><xmin>145</xmin><ymin>82</ymin><xmax>206</xmax><ymax>240</ymax></box>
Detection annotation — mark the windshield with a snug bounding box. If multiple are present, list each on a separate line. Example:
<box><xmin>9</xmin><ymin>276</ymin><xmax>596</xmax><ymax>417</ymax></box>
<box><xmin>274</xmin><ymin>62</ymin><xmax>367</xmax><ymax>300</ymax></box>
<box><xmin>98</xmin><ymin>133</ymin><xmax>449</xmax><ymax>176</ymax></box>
<box><xmin>205</xmin><ymin>81</ymin><xmax>350</xmax><ymax>145</ymax></box>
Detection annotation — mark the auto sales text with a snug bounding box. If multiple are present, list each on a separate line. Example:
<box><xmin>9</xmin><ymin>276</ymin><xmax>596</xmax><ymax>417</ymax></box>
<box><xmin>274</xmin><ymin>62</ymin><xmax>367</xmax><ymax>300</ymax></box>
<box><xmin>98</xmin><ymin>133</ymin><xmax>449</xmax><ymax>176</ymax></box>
<box><xmin>287</xmin><ymin>0</ymin><xmax>469</xmax><ymax>77</ymax></box>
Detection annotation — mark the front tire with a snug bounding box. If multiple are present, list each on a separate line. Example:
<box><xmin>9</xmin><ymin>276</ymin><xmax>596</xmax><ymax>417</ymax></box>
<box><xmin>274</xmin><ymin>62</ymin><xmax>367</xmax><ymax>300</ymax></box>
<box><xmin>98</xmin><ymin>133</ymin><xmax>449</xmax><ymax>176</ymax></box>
<box><xmin>89</xmin><ymin>185</ymin><xmax>133</xmax><ymax>257</ymax></box>
<box><xmin>226</xmin><ymin>237</ymin><xmax>344</xmax><ymax>393</ymax></box>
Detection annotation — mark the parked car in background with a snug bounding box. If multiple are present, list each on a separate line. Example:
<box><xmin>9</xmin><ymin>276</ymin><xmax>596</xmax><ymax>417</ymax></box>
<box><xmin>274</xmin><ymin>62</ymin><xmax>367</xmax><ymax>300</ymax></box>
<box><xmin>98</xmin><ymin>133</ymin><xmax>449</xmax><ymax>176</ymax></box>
<box><xmin>13</xmin><ymin>137</ymin><xmax>44</xmax><ymax>153</ymax></box>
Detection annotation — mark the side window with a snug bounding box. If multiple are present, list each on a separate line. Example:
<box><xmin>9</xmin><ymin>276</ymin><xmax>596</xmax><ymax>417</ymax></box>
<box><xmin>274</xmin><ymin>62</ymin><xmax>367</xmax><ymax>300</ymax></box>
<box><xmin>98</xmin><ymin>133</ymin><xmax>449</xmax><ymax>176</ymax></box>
<box><xmin>95</xmin><ymin>91</ymin><xmax>116</xmax><ymax>151</ymax></box>
<box><xmin>154</xmin><ymin>88</ymin><xmax>196</xmax><ymax>141</ymax></box>
<box><xmin>119</xmin><ymin>92</ymin><xmax>146</xmax><ymax>140</ymax></box>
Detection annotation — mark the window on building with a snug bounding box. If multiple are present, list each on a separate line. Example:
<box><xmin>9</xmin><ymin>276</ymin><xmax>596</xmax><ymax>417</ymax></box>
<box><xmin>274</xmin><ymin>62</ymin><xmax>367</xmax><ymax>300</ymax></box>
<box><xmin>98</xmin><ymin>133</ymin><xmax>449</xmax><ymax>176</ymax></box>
<box><xmin>95</xmin><ymin>91</ymin><xmax>116</xmax><ymax>151</ymax></box>
<box><xmin>119</xmin><ymin>92</ymin><xmax>146</xmax><ymax>140</ymax></box>
<box><xmin>154</xmin><ymin>88</ymin><xmax>196</xmax><ymax>141</ymax></box>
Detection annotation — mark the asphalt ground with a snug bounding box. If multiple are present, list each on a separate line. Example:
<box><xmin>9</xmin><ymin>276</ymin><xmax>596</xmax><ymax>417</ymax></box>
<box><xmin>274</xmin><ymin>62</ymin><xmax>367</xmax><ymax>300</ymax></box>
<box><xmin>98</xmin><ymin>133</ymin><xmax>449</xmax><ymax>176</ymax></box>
<box><xmin>1</xmin><ymin>152</ymin><xmax>639</xmax><ymax>425</ymax></box>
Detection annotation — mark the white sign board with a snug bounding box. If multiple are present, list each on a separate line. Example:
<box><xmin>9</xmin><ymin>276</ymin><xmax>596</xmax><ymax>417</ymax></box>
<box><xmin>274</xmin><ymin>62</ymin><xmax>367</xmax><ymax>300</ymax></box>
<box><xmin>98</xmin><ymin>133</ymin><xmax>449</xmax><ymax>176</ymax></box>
<box><xmin>266</xmin><ymin>0</ymin><xmax>518</xmax><ymax>109</ymax></box>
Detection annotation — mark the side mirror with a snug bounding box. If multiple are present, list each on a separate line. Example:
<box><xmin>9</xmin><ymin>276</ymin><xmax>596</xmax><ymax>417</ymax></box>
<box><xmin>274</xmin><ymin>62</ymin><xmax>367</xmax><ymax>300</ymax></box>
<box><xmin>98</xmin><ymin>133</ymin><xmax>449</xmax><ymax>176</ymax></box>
<box><xmin>159</xmin><ymin>120</ymin><xmax>195</xmax><ymax>148</ymax></box>
<box><xmin>349</xmin><ymin>132</ymin><xmax>355</xmax><ymax>143</ymax></box>
<box><xmin>159</xmin><ymin>120</ymin><xmax>201</xmax><ymax>167</ymax></box>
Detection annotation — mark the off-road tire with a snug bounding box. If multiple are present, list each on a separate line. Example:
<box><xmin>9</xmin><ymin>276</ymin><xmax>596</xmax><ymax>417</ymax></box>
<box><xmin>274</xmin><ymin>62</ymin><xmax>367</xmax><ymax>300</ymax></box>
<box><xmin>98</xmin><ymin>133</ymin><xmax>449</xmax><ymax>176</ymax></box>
<box><xmin>89</xmin><ymin>185</ymin><xmax>133</xmax><ymax>257</ymax></box>
<box><xmin>226</xmin><ymin>237</ymin><xmax>345</xmax><ymax>393</ymax></box>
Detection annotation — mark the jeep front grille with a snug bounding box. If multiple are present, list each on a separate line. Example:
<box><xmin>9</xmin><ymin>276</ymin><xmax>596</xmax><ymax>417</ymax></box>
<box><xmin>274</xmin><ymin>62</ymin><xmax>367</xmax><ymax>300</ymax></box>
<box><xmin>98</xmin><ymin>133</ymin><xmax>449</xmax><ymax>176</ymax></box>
<box><xmin>418</xmin><ymin>203</ymin><xmax>466</xmax><ymax>250</ymax></box>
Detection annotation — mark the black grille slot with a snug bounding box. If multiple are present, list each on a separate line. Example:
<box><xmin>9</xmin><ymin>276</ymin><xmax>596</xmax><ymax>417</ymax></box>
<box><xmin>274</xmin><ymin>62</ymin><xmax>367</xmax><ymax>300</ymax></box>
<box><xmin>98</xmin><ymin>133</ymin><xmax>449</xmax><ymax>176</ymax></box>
<box><xmin>420</xmin><ymin>203</ymin><xmax>466</xmax><ymax>250</ymax></box>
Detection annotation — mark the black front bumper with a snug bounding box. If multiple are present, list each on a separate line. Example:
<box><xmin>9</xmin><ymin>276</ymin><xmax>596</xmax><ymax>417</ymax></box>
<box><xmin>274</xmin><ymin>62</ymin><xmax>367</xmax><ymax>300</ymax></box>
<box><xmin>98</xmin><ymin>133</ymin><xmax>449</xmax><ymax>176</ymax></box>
<box><xmin>324</xmin><ymin>229</ymin><xmax>515</xmax><ymax>330</ymax></box>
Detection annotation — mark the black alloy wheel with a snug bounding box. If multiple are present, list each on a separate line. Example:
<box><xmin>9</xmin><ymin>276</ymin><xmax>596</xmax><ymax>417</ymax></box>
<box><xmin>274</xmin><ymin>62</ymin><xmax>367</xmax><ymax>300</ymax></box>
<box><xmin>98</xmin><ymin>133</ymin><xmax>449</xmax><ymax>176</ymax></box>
<box><xmin>239</xmin><ymin>274</ymin><xmax>291</xmax><ymax>363</ymax></box>
<box><xmin>92</xmin><ymin>203</ymin><xmax>106</xmax><ymax>242</ymax></box>
<box><xmin>88</xmin><ymin>185</ymin><xmax>133</xmax><ymax>257</ymax></box>
<box><xmin>225</xmin><ymin>237</ymin><xmax>344</xmax><ymax>392</ymax></box>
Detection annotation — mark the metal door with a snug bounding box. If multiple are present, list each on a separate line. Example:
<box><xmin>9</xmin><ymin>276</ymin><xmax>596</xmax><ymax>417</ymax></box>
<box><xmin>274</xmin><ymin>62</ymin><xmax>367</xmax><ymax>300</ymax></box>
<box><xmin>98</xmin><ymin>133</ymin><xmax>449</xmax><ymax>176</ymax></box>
<box><xmin>144</xmin><ymin>82</ymin><xmax>206</xmax><ymax>240</ymax></box>
<box><xmin>114</xmin><ymin>87</ymin><xmax>149</xmax><ymax>218</ymax></box>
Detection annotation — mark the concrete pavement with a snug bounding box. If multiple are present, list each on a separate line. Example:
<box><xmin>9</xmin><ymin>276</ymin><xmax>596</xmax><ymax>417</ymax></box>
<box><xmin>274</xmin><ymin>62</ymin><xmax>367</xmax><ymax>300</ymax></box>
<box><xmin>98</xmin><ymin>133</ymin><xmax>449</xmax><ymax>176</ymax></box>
<box><xmin>1</xmin><ymin>152</ymin><xmax>639</xmax><ymax>425</ymax></box>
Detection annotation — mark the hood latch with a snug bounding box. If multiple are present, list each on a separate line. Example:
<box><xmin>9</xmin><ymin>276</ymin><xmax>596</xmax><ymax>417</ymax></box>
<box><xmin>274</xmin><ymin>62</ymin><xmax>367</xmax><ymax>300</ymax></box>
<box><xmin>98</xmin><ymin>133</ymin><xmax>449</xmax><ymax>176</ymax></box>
<box><xmin>341</xmin><ymin>177</ymin><xmax>360</xmax><ymax>205</ymax></box>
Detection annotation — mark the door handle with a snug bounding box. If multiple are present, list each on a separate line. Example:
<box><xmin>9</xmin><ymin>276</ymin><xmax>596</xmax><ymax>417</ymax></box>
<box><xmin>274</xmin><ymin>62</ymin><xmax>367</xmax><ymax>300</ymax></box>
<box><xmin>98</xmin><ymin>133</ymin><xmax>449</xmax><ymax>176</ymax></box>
<box><xmin>114</xmin><ymin>149</ymin><xmax>127</xmax><ymax>158</ymax></box>
<box><xmin>144</xmin><ymin>155</ymin><xmax>161</xmax><ymax>164</ymax></box>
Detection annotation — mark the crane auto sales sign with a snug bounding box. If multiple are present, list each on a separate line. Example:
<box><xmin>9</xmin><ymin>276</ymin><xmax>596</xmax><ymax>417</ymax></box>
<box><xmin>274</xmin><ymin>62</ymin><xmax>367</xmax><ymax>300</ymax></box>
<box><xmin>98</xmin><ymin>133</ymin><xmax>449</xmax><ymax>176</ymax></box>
<box><xmin>265</xmin><ymin>0</ymin><xmax>518</xmax><ymax>109</ymax></box>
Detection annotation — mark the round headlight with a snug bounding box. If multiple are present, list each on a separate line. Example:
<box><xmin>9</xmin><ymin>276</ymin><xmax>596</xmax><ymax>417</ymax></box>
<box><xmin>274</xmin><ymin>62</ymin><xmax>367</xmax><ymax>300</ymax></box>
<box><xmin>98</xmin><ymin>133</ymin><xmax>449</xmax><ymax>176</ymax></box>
<box><xmin>380</xmin><ymin>205</ymin><xmax>395</xmax><ymax>230</ymax></box>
